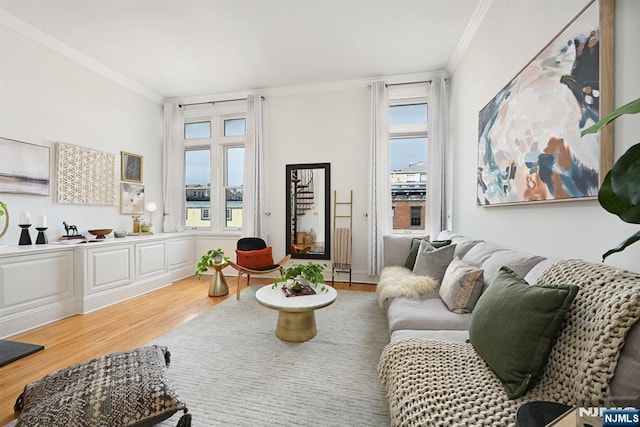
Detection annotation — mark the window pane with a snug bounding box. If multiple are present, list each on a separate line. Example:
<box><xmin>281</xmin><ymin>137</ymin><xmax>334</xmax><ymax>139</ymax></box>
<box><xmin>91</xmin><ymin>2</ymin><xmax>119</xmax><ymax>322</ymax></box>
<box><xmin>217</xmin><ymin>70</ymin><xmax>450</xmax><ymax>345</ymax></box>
<box><xmin>225</xmin><ymin>188</ymin><xmax>242</xmax><ymax>228</ymax></box>
<box><xmin>225</xmin><ymin>146</ymin><xmax>244</xmax><ymax>228</ymax></box>
<box><xmin>390</xmin><ymin>137</ymin><xmax>427</xmax><ymax>231</ymax></box>
<box><xmin>224</xmin><ymin>119</ymin><xmax>246</xmax><ymax>136</ymax></box>
<box><xmin>185</xmin><ymin>149</ymin><xmax>211</xmax><ymax>228</ymax></box>
<box><xmin>226</xmin><ymin>147</ymin><xmax>244</xmax><ymax>186</ymax></box>
<box><xmin>389</xmin><ymin>104</ymin><xmax>427</xmax><ymax>125</ymax></box>
<box><xmin>389</xmin><ymin>137</ymin><xmax>427</xmax><ymax>171</ymax></box>
<box><xmin>184</xmin><ymin>121</ymin><xmax>211</xmax><ymax>139</ymax></box>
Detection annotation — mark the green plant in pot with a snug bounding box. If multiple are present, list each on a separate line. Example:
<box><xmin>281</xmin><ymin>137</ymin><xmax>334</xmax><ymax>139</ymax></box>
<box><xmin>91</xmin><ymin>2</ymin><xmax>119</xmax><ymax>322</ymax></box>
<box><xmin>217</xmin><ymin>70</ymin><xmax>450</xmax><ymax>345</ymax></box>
<box><xmin>195</xmin><ymin>248</ymin><xmax>229</xmax><ymax>278</ymax></box>
<box><xmin>276</xmin><ymin>261</ymin><xmax>327</xmax><ymax>292</ymax></box>
<box><xmin>581</xmin><ymin>96</ymin><xmax>640</xmax><ymax>261</ymax></box>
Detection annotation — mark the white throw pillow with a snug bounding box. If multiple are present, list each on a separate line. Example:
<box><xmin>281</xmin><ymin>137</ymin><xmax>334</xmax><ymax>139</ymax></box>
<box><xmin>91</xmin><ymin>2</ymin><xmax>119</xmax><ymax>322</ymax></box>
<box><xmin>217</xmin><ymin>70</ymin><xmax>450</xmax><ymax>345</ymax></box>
<box><xmin>439</xmin><ymin>257</ymin><xmax>484</xmax><ymax>314</ymax></box>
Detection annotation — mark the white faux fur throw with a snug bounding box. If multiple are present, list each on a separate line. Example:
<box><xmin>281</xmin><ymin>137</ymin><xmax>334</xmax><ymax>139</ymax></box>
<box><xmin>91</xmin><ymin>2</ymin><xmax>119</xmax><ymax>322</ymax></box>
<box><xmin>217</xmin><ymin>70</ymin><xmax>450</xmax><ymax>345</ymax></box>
<box><xmin>376</xmin><ymin>266</ymin><xmax>438</xmax><ymax>307</ymax></box>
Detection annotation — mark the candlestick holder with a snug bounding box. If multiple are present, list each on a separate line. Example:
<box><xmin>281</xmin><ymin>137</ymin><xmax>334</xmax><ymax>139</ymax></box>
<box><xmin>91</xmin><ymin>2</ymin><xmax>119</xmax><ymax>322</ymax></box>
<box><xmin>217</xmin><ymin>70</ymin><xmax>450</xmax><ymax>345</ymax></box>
<box><xmin>36</xmin><ymin>227</ymin><xmax>48</xmax><ymax>244</ymax></box>
<box><xmin>19</xmin><ymin>224</ymin><xmax>32</xmax><ymax>245</ymax></box>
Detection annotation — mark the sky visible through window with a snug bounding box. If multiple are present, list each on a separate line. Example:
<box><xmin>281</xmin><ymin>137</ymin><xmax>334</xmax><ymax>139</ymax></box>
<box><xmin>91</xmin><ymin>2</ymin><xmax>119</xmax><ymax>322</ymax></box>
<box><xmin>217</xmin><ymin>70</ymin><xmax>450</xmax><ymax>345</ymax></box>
<box><xmin>390</xmin><ymin>138</ymin><xmax>427</xmax><ymax>171</ymax></box>
<box><xmin>389</xmin><ymin>104</ymin><xmax>427</xmax><ymax>171</ymax></box>
<box><xmin>185</xmin><ymin>150</ymin><xmax>210</xmax><ymax>185</ymax></box>
<box><xmin>226</xmin><ymin>147</ymin><xmax>244</xmax><ymax>186</ymax></box>
<box><xmin>185</xmin><ymin>149</ymin><xmax>244</xmax><ymax>186</ymax></box>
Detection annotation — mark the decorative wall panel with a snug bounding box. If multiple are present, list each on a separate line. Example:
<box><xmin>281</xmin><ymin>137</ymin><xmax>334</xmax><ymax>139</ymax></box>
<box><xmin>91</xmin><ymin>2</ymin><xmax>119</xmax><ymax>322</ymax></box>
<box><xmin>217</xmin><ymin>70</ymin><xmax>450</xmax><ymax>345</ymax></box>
<box><xmin>56</xmin><ymin>142</ymin><xmax>117</xmax><ymax>205</ymax></box>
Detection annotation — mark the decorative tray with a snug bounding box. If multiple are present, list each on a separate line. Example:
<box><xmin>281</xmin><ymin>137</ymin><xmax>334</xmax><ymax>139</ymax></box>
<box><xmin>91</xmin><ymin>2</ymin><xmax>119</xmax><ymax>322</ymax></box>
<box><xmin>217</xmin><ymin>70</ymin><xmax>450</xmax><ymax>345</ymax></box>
<box><xmin>281</xmin><ymin>284</ymin><xmax>317</xmax><ymax>297</ymax></box>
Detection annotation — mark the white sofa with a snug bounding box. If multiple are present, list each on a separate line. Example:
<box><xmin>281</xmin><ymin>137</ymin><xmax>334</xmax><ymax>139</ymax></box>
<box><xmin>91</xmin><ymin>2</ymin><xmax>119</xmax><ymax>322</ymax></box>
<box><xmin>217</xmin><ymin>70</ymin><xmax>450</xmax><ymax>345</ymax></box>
<box><xmin>377</xmin><ymin>230</ymin><xmax>640</xmax><ymax>426</ymax></box>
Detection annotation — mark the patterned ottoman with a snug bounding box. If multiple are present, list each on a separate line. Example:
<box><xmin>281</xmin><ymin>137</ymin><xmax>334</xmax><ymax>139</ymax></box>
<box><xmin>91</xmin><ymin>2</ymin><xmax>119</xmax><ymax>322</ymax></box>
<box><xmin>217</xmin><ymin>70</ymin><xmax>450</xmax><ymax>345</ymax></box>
<box><xmin>14</xmin><ymin>345</ymin><xmax>190</xmax><ymax>427</ymax></box>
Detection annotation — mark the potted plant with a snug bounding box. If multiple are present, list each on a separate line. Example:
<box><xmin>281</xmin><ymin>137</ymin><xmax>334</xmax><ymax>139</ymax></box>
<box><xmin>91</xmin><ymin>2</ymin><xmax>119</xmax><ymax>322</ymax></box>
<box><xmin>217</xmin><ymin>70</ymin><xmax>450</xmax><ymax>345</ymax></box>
<box><xmin>276</xmin><ymin>261</ymin><xmax>327</xmax><ymax>292</ymax></box>
<box><xmin>195</xmin><ymin>248</ymin><xmax>228</xmax><ymax>278</ymax></box>
<box><xmin>581</xmin><ymin>96</ymin><xmax>640</xmax><ymax>261</ymax></box>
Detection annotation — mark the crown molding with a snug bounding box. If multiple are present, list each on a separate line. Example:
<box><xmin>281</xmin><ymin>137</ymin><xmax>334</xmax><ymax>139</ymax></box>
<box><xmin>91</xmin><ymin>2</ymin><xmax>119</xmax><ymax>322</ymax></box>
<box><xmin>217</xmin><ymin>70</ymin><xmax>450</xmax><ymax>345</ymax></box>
<box><xmin>447</xmin><ymin>0</ymin><xmax>494</xmax><ymax>73</ymax></box>
<box><xmin>0</xmin><ymin>8</ymin><xmax>164</xmax><ymax>104</ymax></box>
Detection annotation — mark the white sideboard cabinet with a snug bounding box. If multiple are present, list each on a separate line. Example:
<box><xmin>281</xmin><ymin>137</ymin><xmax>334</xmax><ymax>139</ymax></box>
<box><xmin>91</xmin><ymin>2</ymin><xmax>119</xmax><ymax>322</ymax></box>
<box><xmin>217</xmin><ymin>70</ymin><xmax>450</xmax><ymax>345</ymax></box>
<box><xmin>0</xmin><ymin>233</ymin><xmax>195</xmax><ymax>338</ymax></box>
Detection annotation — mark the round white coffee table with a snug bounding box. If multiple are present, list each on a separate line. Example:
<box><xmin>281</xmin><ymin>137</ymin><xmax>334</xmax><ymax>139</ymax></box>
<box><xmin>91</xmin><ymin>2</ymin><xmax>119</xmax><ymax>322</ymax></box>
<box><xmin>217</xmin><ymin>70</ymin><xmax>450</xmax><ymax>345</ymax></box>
<box><xmin>255</xmin><ymin>284</ymin><xmax>337</xmax><ymax>342</ymax></box>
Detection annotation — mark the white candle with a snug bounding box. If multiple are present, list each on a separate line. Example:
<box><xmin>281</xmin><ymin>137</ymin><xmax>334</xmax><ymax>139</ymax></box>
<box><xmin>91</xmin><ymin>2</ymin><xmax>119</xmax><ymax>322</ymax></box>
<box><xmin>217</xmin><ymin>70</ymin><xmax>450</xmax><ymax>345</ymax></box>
<box><xmin>37</xmin><ymin>215</ymin><xmax>47</xmax><ymax>228</ymax></box>
<box><xmin>20</xmin><ymin>211</ymin><xmax>30</xmax><ymax>225</ymax></box>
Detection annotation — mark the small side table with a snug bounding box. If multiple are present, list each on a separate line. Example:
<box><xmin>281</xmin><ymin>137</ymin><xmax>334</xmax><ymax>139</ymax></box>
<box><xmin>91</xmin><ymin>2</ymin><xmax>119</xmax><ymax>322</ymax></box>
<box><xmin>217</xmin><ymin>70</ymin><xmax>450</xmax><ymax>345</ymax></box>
<box><xmin>207</xmin><ymin>261</ymin><xmax>229</xmax><ymax>297</ymax></box>
<box><xmin>515</xmin><ymin>401</ymin><xmax>572</xmax><ymax>427</ymax></box>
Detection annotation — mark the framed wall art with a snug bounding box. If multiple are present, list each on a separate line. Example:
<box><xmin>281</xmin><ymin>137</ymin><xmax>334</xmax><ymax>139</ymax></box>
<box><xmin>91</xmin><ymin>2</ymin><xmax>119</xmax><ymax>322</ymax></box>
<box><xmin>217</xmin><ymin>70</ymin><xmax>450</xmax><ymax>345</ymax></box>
<box><xmin>120</xmin><ymin>182</ymin><xmax>145</xmax><ymax>214</ymax></box>
<box><xmin>121</xmin><ymin>151</ymin><xmax>143</xmax><ymax>183</ymax></box>
<box><xmin>477</xmin><ymin>0</ymin><xmax>614</xmax><ymax>206</ymax></box>
<box><xmin>0</xmin><ymin>137</ymin><xmax>50</xmax><ymax>196</ymax></box>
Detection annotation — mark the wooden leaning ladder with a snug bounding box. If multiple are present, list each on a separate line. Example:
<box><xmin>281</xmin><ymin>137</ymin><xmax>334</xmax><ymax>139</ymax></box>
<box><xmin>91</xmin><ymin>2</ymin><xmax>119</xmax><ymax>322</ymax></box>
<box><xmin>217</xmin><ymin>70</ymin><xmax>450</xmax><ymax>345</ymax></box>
<box><xmin>332</xmin><ymin>190</ymin><xmax>353</xmax><ymax>286</ymax></box>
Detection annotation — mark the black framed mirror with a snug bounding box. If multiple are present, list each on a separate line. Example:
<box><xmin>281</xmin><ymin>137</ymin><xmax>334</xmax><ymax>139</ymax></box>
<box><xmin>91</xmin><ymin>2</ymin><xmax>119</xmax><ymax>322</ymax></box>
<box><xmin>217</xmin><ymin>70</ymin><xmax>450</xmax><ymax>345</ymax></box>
<box><xmin>286</xmin><ymin>163</ymin><xmax>331</xmax><ymax>260</ymax></box>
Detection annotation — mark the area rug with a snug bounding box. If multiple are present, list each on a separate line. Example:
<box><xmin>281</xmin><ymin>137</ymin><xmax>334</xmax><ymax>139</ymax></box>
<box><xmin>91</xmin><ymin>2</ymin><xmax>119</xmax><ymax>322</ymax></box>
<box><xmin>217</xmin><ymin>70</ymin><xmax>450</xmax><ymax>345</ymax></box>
<box><xmin>153</xmin><ymin>285</ymin><xmax>391</xmax><ymax>426</ymax></box>
<box><xmin>0</xmin><ymin>340</ymin><xmax>44</xmax><ymax>368</ymax></box>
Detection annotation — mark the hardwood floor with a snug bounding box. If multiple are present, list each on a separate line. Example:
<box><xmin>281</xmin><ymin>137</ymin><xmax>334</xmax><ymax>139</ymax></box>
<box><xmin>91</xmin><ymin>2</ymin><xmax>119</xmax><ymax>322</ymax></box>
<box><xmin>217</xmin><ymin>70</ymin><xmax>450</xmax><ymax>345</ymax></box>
<box><xmin>0</xmin><ymin>275</ymin><xmax>375</xmax><ymax>425</ymax></box>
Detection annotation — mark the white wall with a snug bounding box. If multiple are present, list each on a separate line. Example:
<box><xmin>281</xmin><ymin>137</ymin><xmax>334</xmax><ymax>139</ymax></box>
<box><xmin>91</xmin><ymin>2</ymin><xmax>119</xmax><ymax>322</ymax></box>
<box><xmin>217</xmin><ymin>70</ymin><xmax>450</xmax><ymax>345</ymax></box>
<box><xmin>0</xmin><ymin>24</ymin><xmax>163</xmax><ymax>245</ymax></box>
<box><xmin>262</xmin><ymin>84</ymin><xmax>372</xmax><ymax>281</ymax></box>
<box><xmin>6</xmin><ymin>0</ymin><xmax>635</xmax><ymax>281</ymax></box>
<box><xmin>448</xmin><ymin>0</ymin><xmax>640</xmax><ymax>272</ymax></box>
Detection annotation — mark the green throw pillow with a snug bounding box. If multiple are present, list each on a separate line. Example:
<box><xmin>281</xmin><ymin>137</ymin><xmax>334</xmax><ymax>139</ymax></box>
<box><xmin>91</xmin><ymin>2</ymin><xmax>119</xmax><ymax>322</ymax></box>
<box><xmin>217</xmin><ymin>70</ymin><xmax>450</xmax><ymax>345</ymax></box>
<box><xmin>469</xmin><ymin>266</ymin><xmax>579</xmax><ymax>399</ymax></box>
<box><xmin>404</xmin><ymin>238</ymin><xmax>452</xmax><ymax>269</ymax></box>
<box><xmin>404</xmin><ymin>238</ymin><xmax>423</xmax><ymax>269</ymax></box>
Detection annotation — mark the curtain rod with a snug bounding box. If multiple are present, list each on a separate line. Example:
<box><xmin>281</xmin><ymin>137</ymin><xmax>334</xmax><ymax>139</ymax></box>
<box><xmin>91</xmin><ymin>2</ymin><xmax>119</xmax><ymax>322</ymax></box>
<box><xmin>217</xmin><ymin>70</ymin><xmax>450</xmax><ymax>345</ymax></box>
<box><xmin>386</xmin><ymin>80</ymin><xmax>432</xmax><ymax>87</ymax></box>
<box><xmin>178</xmin><ymin>96</ymin><xmax>264</xmax><ymax>108</ymax></box>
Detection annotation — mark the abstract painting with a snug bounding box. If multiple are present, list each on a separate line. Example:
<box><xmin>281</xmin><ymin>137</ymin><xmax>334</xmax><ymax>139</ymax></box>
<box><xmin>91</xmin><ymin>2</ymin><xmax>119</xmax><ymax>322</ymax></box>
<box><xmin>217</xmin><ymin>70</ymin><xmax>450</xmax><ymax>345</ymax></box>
<box><xmin>0</xmin><ymin>137</ymin><xmax>50</xmax><ymax>196</ymax></box>
<box><xmin>477</xmin><ymin>0</ymin><xmax>613</xmax><ymax>206</ymax></box>
<box><xmin>120</xmin><ymin>182</ymin><xmax>145</xmax><ymax>214</ymax></box>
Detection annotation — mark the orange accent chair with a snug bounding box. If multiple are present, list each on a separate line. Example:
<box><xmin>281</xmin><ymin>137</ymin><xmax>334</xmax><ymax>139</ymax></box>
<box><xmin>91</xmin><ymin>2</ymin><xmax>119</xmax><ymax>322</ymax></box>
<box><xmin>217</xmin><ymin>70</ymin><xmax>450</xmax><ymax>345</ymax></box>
<box><xmin>228</xmin><ymin>237</ymin><xmax>291</xmax><ymax>300</ymax></box>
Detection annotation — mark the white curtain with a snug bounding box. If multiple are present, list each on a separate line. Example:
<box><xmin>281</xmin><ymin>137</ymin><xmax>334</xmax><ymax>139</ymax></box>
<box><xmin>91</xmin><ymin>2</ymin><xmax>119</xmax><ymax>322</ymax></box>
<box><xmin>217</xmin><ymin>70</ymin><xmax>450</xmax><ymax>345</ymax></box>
<box><xmin>243</xmin><ymin>94</ymin><xmax>265</xmax><ymax>240</ymax></box>
<box><xmin>367</xmin><ymin>81</ymin><xmax>391</xmax><ymax>276</ymax></box>
<box><xmin>162</xmin><ymin>102</ymin><xmax>185</xmax><ymax>233</ymax></box>
<box><xmin>426</xmin><ymin>75</ymin><xmax>449</xmax><ymax>237</ymax></box>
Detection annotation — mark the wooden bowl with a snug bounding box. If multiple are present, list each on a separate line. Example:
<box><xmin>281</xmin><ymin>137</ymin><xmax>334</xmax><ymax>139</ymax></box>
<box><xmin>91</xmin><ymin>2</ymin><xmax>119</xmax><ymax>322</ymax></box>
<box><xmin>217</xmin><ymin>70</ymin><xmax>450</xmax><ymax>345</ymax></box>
<box><xmin>88</xmin><ymin>229</ymin><xmax>113</xmax><ymax>239</ymax></box>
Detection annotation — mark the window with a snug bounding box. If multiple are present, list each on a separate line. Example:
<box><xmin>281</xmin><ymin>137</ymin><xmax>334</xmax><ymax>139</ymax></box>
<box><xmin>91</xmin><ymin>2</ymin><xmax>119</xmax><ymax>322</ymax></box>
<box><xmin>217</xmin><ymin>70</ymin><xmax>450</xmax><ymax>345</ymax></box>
<box><xmin>392</xmin><ymin>206</ymin><xmax>396</xmax><ymax>229</ymax></box>
<box><xmin>183</xmin><ymin>103</ymin><xmax>246</xmax><ymax>231</ymax></box>
<box><xmin>388</xmin><ymin>101</ymin><xmax>428</xmax><ymax>232</ymax></box>
<box><xmin>410</xmin><ymin>206</ymin><xmax>422</xmax><ymax>227</ymax></box>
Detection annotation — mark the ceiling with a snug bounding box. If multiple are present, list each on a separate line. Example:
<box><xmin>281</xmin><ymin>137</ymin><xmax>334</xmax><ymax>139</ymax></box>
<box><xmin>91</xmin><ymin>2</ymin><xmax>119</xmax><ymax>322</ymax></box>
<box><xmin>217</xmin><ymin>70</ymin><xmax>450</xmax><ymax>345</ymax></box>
<box><xmin>0</xmin><ymin>0</ymin><xmax>488</xmax><ymax>102</ymax></box>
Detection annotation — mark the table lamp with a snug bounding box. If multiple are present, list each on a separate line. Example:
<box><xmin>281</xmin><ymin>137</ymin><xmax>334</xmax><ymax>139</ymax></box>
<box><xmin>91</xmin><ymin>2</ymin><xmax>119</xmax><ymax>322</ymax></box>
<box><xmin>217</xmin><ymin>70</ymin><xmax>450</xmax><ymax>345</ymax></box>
<box><xmin>145</xmin><ymin>202</ymin><xmax>157</xmax><ymax>233</ymax></box>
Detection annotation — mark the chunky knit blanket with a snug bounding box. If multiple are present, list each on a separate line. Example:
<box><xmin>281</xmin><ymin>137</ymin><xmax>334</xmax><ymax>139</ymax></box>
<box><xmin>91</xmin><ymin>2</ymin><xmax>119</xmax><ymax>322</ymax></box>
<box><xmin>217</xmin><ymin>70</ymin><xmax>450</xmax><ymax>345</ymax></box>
<box><xmin>378</xmin><ymin>259</ymin><xmax>640</xmax><ymax>426</ymax></box>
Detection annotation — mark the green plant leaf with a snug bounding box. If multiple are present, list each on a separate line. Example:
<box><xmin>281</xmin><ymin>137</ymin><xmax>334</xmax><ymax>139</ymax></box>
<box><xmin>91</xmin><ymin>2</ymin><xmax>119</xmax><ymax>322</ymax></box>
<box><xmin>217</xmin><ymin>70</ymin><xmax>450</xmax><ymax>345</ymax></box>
<box><xmin>581</xmin><ymin>97</ymin><xmax>640</xmax><ymax>136</ymax></box>
<box><xmin>598</xmin><ymin>171</ymin><xmax>640</xmax><ymax>224</ymax></box>
<box><xmin>609</xmin><ymin>142</ymin><xmax>640</xmax><ymax>207</ymax></box>
<box><xmin>602</xmin><ymin>230</ymin><xmax>640</xmax><ymax>262</ymax></box>
<box><xmin>281</xmin><ymin>262</ymin><xmax>326</xmax><ymax>285</ymax></box>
